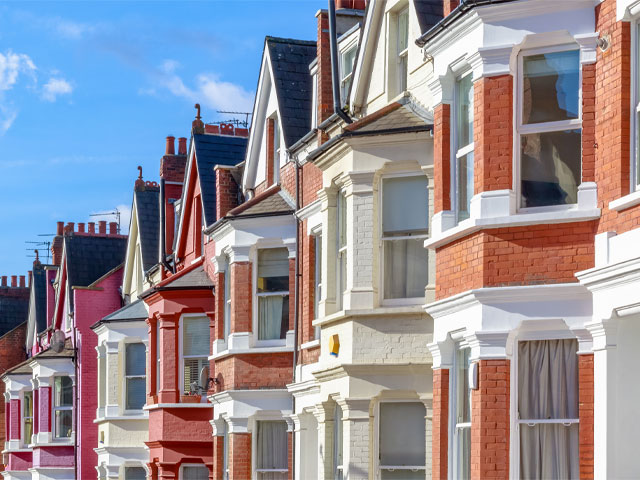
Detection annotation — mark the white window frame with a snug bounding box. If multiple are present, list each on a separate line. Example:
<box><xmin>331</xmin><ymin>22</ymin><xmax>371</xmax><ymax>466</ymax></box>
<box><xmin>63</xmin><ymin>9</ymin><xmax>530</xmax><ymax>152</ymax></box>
<box><xmin>515</xmin><ymin>44</ymin><xmax>583</xmax><ymax>213</ymax></box>
<box><xmin>223</xmin><ymin>256</ymin><xmax>231</xmax><ymax>343</ymax></box>
<box><xmin>452</xmin><ymin>70</ymin><xmax>475</xmax><ymax>224</ymax></box>
<box><xmin>22</xmin><ymin>390</ymin><xmax>33</xmax><ymax>447</ymax></box>
<box><xmin>509</xmin><ymin>331</ymin><xmax>580</xmax><ymax>479</ymax></box>
<box><xmin>253</xmin><ymin>247</ymin><xmax>290</xmax><ymax>347</ymax></box>
<box><xmin>123</xmin><ymin>341</ymin><xmax>146</xmax><ymax>413</ymax></box>
<box><xmin>340</xmin><ymin>43</ymin><xmax>358</xmax><ymax>105</ymax></box>
<box><xmin>333</xmin><ymin>404</ymin><xmax>344</xmax><ymax>480</ymax></box>
<box><xmin>379</xmin><ymin>172</ymin><xmax>430</xmax><ymax>306</ymax></box>
<box><xmin>178</xmin><ymin>314</ymin><xmax>210</xmax><ymax>397</ymax></box>
<box><xmin>335</xmin><ymin>191</ymin><xmax>347</xmax><ymax>311</ymax></box>
<box><xmin>632</xmin><ymin>20</ymin><xmax>640</xmax><ymax>191</ymax></box>
<box><xmin>449</xmin><ymin>341</ymin><xmax>471</xmax><ymax>480</ymax></box>
<box><xmin>374</xmin><ymin>399</ymin><xmax>427</xmax><ymax>479</ymax></box>
<box><xmin>396</xmin><ymin>7</ymin><xmax>409</xmax><ymax>95</ymax></box>
<box><xmin>272</xmin><ymin>114</ymin><xmax>281</xmax><ymax>184</ymax></box>
<box><xmin>313</xmin><ymin>230</ymin><xmax>322</xmax><ymax>339</ymax></box>
<box><xmin>52</xmin><ymin>375</ymin><xmax>73</xmax><ymax>440</ymax></box>
<box><xmin>253</xmin><ymin>419</ymin><xmax>289</xmax><ymax>480</ymax></box>
<box><xmin>179</xmin><ymin>463</ymin><xmax>210</xmax><ymax>480</ymax></box>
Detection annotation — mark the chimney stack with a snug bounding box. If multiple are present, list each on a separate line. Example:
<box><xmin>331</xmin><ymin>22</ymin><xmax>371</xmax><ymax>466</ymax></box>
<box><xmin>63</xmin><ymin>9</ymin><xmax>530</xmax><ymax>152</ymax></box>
<box><xmin>19</xmin><ymin>276</ymin><xmax>25</xmax><ymax>288</ymax></box>
<box><xmin>56</xmin><ymin>221</ymin><xmax>64</xmax><ymax>236</ymax></box>
<box><xmin>65</xmin><ymin>222</ymin><xmax>75</xmax><ymax>235</ymax></box>
<box><xmin>178</xmin><ymin>137</ymin><xmax>187</xmax><ymax>155</ymax></box>
<box><xmin>165</xmin><ymin>136</ymin><xmax>175</xmax><ymax>155</ymax></box>
<box><xmin>11</xmin><ymin>276</ymin><xmax>17</xmax><ymax>287</ymax></box>
<box><xmin>443</xmin><ymin>0</ymin><xmax>459</xmax><ymax>16</ymax></box>
<box><xmin>88</xmin><ymin>222</ymin><xmax>96</xmax><ymax>234</ymax></box>
<box><xmin>109</xmin><ymin>222</ymin><xmax>118</xmax><ymax>235</ymax></box>
<box><xmin>52</xmin><ymin>221</ymin><xmax>64</xmax><ymax>266</ymax></box>
<box><xmin>78</xmin><ymin>222</ymin><xmax>85</xmax><ymax>233</ymax></box>
<box><xmin>99</xmin><ymin>221</ymin><xmax>107</xmax><ymax>234</ymax></box>
<box><xmin>28</xmin><ymin>271</ymin><xmax>32</xmax><ymax>288</ymax></box>
<box><xmin>1</xmin><ymin>276</ymin><xmax>6</xmax><ymax>287</ymax></box>
<box><xmin>336</xmin><ymin>0</ymin><xmax>366</xmax><ymax>9</ymax></box>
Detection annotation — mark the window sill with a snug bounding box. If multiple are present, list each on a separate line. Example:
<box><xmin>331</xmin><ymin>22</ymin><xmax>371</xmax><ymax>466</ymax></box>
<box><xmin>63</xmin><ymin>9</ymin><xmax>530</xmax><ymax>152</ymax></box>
<box><xmin>312</xmin><ymin>305</ymin><xmax>426</xmax><ymax>328</ymax></box>
<box><xmin>427</xmin><ymin>186</ymin><xmax>600</xmax><ymax>249</ymax></box>
<box><xmin>300</xmin><ymin>339</ymin><xmax>320</xmax><ymax>350</ymax></box>
<box><xmin>609</xmin><ymin>189</ymin><xmax>640</xmax><ymax>211</ymax></box>
<box><xmin>209</xmin><ymin>344</ymin><xmax>293</xmax><ymax>361</ymax></box>
<box><xmin>143</xmin><ymin>403</ymin><xmax>213</xmax><ymax>411</ymax></box>
<box><xmin>94</xmin><ymin>413</ymin><xmax>148</xmax><ymax>423</ymax></box>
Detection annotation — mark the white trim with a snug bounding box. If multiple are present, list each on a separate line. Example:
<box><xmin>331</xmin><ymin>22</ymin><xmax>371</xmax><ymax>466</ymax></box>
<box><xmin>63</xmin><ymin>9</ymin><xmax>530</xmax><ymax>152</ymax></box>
<box><xmin>143</xmin><ymin>403</ymin><xmax>213</xmax><ymax>411</ymax></box>
<box><xmin>178</xmin><ymin>313</ymin><xmax>211</xmax><ymax>399</ymax></box>
<box><xmin>609</xmin><ymin>189</ymin><xmax>640</xmax><ymax>211</ymax></box>
<box><xmin>449</xmin><ymin>344</ymin><xmax>471</xmax><ymax>480</ymax></box>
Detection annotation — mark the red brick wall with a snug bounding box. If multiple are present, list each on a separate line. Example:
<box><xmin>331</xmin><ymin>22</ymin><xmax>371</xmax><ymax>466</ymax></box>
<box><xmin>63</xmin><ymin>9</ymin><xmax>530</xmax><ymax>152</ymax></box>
<box><xmin>579</xmin><ymin>354</ymin><xmax>594</xmax><ymax>480</ymax></box>
<box><xmin>302</xmin><ymin>162</ymin><xmax>322</xmax><ymax>205</ymax></box>
<box><xmin>266</xmin><ymin>118</ymin><xmax>275</xmax><ymax>188</ymax></box>
<box><xmin>213</xmin><ymin>435</ymin><xmax>224</xmax><ymax>480</ymax></box>
<box><xmin>436</xmin><ymin>222</ymin><xmax>596</xmax><ymax>299</ymax></box>
<box><xmin>470</xmin><ymin>359</ymin><xmax>510</xmax><ymax>480</ymax></box>
<box><xmin>214</xmin><ymin>272</ymin><xmax>225</xmax><ymax>341</ymax></box>
<box><xmin>432</xmin><ymin>368</ymin><xmax>449</xmax><ymax>480</ymax></box>
<box><xmin>215</xmin><ymin>167</ymin><xmax>239</xmax><ymax>219</ymax></box>
<box><xmin>582</xmin><ymin>63</ymin><xmax>596</xmax><ymax>183</ymax></box>
<box><xmin>474</xmin><ymin>75</ymin><xmax>513</xmax><ymax>193</ymax></box>
<box><xmin>434</xmin><ymin>103</ymin><xmax>451</xmax><ymax>213</ymax></box>
<box><xmin>443</xmin><ymin>0</ymin><xmax>459</xmax><ymax>17</ymax></box>
<box><xmin>300</xmin><ymin>227</ymin><xmax>317</xmax><ymax>348</ymax></box>
<box><xmin>316</xmin><ymin>10</ymin><xmax>333</xmax><ymax>126</ymax></box>
<box><xmin>214</xmin><ymin>352</ymin><xmax>292</xmax><ymax>391</ymax></box>
<box><xmin>230</xmin><ymin>262</ymin><xmax>252</xmax><ymax>334</ymax></box>
<box><xmin>229</xmin><ymin>433</ymin><xmax>251</xmax><ymax>479</ymax></box>
<box><xmin>280</xmin><ymin>162</ymin><xmax>296</xmax><ymax>200</ymax></box>
<box><xmin>0</xmin><ymin>322</ymin><xmax>27</xmax><ymax>447</ymax></box>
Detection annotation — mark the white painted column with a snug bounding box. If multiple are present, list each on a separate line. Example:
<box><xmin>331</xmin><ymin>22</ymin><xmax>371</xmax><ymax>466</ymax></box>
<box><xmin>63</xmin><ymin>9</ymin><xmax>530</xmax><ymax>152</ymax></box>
<box><xmin>340</xmin><ymin>398</ymin><xmax>371</xmax><ymax>480</ymax></box>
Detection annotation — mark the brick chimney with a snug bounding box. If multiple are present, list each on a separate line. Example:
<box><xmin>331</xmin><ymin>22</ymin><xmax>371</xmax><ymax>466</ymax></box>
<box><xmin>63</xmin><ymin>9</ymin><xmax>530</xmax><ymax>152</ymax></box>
<box><xmin>28</xmin><ymin>271</ymin><xmax>32</xmax><ymax>288</ymax></box>
<box><xmin>336</xmin><ymin>0</ymin><xmax>366</xmax><ymax>9</ymax></box>
<box><xmin>192</xmin><ymin>103</ymin><xmax>205</xmax><ymax>134</ymax></box>
<box><xmin>19</xmin><ymin>276</ymin><xmax>25</xmax><ymax>288</ymax></box>
<box><xmin>65</xmin><ymin>222</ymin><xmax>74</xmax><ymax>235</ymax></box>
<box><xmin>316</xmin><ymin>9</ymin><xmax>333</xmax><ymax>140</ymax></box>
<box><xmin>178</xmin><ymin>137</ymin><xmax>187</xmax><ymax>155</ymax></box>
<box><xmin>78</xmin><ymin>222</ymin><xmax>85</xmax><ymax>233</ymax></box>
<box><xmin>1</xmin><ymin>276</ymin><xmax>6</xmax><ymax>287</ymax></box>
<box><xmin>88</xmin><ymin>222</ymin><xmax>96</xmax><ymax>234</ymax></box>
<box><xmin>51</xmin><ymin>221</ymin><xmax>65</xmax><ymax>266</ymax></box>
<box><xmin>11</xmin><ymin>276</ymin><xmax>17</xmax><ymax>288</ymax></box>
<box><xmin>109</xmin><ymin>222</ymin><xmax>118</xmax><ymax>235</ymax></box>
<box><xmin>215</xmin><ymin>166</ymin><xmax>240</xmax><ymax>219</ymax></box>
<box><xmin>99</xmin><ymin>221</ymin><xmax>107</xmax><ymax>234</ymax></box>
<box><xmin>443</xmin><ymin>0</ymin><xmax>459</xmax><ymax>16</ymax></box>
<box><xmin>165</xmin><ymin>136</ymin><xmax>175</xmax><ymax>155</ymax></box>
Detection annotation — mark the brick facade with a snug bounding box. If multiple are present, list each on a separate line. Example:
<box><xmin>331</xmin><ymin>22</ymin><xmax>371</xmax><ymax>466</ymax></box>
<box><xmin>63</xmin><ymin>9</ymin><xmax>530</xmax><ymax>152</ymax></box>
<box><xmin>432</xmin><ymin>369</ymin><xmax>449</xmax><ymax>480</ymax></box>
<box><xmin>434</xmin><ymin>103</ymin><xmax>451</xmax><ymax>214</ymax></box>
<box><xmin>0</xmin><ymin>324</ymin><xmax>27</xmax><ymax>450</ymax></box>
<box><xmin>229</xmin><ymin>433</ymin><xmax>252</xmax><ymax>479</ymax></box>
<box><xmin>443</xmin><ymin>0</ymin><xmax>460</xmax><ymax>17</ymax></box>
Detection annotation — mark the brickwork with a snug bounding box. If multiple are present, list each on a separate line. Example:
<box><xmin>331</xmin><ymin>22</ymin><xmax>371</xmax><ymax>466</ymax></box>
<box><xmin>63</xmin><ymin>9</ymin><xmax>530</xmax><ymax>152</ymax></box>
<box><xmin>280</xmin><ymin>161</ymin><xmax>297</xmax><ymax>200</ymax></box>
<box><xmin>215</xmin><ymin>167</ymin><xmax>239</xmax><ymax>219</ymax></box>
<box><xmin>214</xmin><ymin>353</ymin><xmax>292</xmax><ymax>391</ymax></box>
<box><xmin>213</xmin><ymin>436</ymin><xmax>224</xmax><ymax>480</ymax></box>
<box><xmin>214</xmin><ymin>272</ymin><xmax>225</xmax><ymax>341</ymax></box>
<box><xmin>436</xmin><ymin>222</ymin><xmax>596</xmax><ymax>299</ymax></box>
<box><xmin>579</xmin><ymin>354</ymin><xmax>594</xmax><ymax>480</ymax></box>
<box><xmin>443</xmin><ymin>0</ymin><xmax>460</xmax><ymax>17</ymax></box>
<box><xmin>432</xmin><ymin>369</ymin><xmax>449</xmax><ymax>480</ymax></box>
<box><xmin>434</xmin><ymin>103</ymin><xmax>451</xmax><ymax>213</ymax></box>
<box><xmin>301</xmin><ymin>161</ymin><xmax>322</xmax><ymax>206</ymax></box>
<box><xmin>230</xmin><ymin>262</ymin><xmax>252</xmax><ymax>333</ymax></box>
<box><xmin>316</xmin><ymin>11</ymin><xmax>333</xmax><ymax>127</ymax></box>
<box><xmin>474</xmin><ymin>75</ymin><xmax>513</xmax><ymax>193</ymax></box>
<box><xmin>0</xmin><ymin>322</ymin><xmax>27</xmax><ymax>447</ymax></box>
<box><xmin>582</xmin><ymin>63</ymin><xmax>596</xmax><ymax>183</ymax></box>
<box><xmin>266</xmin><ymin>118</ymin><xmax>275</xmax><ymax>188</ymax></box>
<box><xmin>229</xmin><ymin>433</ymin><xmax>251</xmax><ymax>480</ymax></box>
<box><xmin>470</xmin><ymin>359</ymin><xmax>509</xmax><ymax>480</ymax></box>
<box><xmin>300</xmin><ymin>227</ymin><xmax>317</xmax><ymax>348</ymax></box>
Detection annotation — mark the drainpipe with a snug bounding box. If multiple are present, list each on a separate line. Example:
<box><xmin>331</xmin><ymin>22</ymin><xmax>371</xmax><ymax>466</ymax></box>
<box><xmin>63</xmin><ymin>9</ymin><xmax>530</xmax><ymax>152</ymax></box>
<box><xmin>328</xmin><ymin>0</ymin><xmax>353</xmax><ymax>125</ymax></box>
<box><xmin>159</xmin><ymin>179</ymin><xmax>175</xmax><ymax>276</ymax></box>
<box><xmin>291</xmin><ymin>152</ymin><xmax>301</xmax><ymax>480</ymax></box>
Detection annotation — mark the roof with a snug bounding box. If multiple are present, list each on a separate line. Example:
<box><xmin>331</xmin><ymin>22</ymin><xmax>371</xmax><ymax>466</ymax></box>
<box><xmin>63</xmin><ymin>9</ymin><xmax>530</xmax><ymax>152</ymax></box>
<box><xmin>414</xmin><ymin>0</ymin><xmax>444</xmax><ymax>33</ymax></box>
<box><xmin>164</xmin><ymin>267</ymin><xmax>213</xmax><ymax>289</ymax></box>
<box><xmin>228</xmin><ymin>188</ymin><xmax>294</xmax><ymax>218</ymax></box>
<box><xmin>193</xmin><ymin>134</ymin><xmax>248</xmax><ymax>227</ymax></box>
<box><xmin>31</xmin><ymin>264</ymin><xmax>48</xmax><ymax>334</ymax></box>
<box><xmin>3</xmin><ymin>357</ymin><xmax>32</xmax><ymax>376</ymax></box>
<box><xmin>3</xmin><ymin>337</ymin><xmax>74</xmax><ymax>378</ymax></box>
<box><xmin>266</xmin><ymin>37</ymin><xmax>317</xmax><ymax>148</ymax></box>
<box><xmin>134</xmin><ymin>186</ymin><xmax>160</xmax><ymax>271</ymax></box>
<box><xmin>65</xmin><ymin>236</ymin><xmax>127</xmax><ymax>311</ymax></box>
<box><xmin>92</xmin><ymin>298</ymin><xmax>148</xmax><ymax>329</ymax></box>
<box><xmin>0</xmin><ymin>288</ymin><xmax>29</xmax><ymax>337</ymax></box>
<box><xmin>344</xmin><ymin>102</ymin><xmax>432</xmax><ymax>133</ymax></box>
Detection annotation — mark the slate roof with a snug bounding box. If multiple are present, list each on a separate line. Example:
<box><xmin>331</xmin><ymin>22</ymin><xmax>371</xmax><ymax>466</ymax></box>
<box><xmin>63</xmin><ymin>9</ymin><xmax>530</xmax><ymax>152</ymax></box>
<box><xmin>0</xmin><ymin>288</ymin><xmax>29</xmax><ymax>337</ymax></box>
<box><xmin>31</xmin><ymin>264</ymin><xmax>48</xmax><ymax>334</ymax></box>
<box><xmin>228</xmin><ymin>189</ymin><xmax>294</xmax><ymax>218</ymax></box>
<box><xmin>36</xmin><ymin>337</ymin><xmax>74</xmax><ymax>358</ymax></box>
<box><xmin>135</xmin><ymin>186</ymin><xmax>160</xmax><ymax>272</ymax></box>
<box><xmin>162</xmin><ymin>267</ymin><xmax>213</xmax><ymax>289</ymax></box>
<box><xmin>65</xmin><ymin>235</ymin><xmax>127</xmax><ymax>290</ymax></box>
<box><xmin>266</xmin><ymin>37</ymin><xmax>317</xmax><ymax>148</ymax></box>
<box><xmin>193</xmin><ymin>134</ymin><xmax>248</xmax><ymax>227</ymax></box>
<box><xmin>93</xmin><ymin>298</ymin><xmax>148</xmax><ymax>328</ymax></box>
<box><xmin>414</xmin><ymin>0</ymin><xmax>444</xmax><ymax>33</ymax></box>
<box><xmin>345</xmin><ymin>102</ymin><xmax>432</xmax><ymax>133</ymax></box>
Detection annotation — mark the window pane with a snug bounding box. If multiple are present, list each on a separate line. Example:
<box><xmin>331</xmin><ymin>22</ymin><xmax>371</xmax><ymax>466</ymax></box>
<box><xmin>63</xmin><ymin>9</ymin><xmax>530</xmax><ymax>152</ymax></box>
<box><xmin>124</xmin><ymin>467</ymin><xmax>147</xmax><ymax>480</ymax></box>
<box><xmin>126</xmin><ymin>377</ymin><xmax>146</xmax><ymax>410</ymax></box>
<box><xmin>55</xmin><ymin>376</ymin><xmax>73</xmax><ymax>407</ymax></box>
<box><xmin>397</xmin><ymin>9</ymin><xmax>409</xmax><ymax>53</ymax></box>
<box><xmin>522</xmin><ymin>50</ymin><xmax>579</xmax><ymax>125</ymax></box>
<box><xmin>314</xmin><ymin>234</ymin><xmax>322</xmax><ymax>320</ymax></box>
<box><xmin>383</xmin><ymin>176</ymin><xmax>429</xmax><ymax>235</ymax></box>
<box><xmin>342</xmin><ymin>47</ymin><xmax>357</xmax><ymax>79</ymax></box>
<box><xmin>379</xmin><ymin>402</ymin><xmax>426</xmax><ymax>466</ymax></box>
<box><xmin>258</xmin><ymin>248</ymin><xmax>289</xmax><ymax>292</ymax></box>
<box><xmin>183</xmin><ymin>357</ymin><xmax>207</xmax><ymax>394</ymax></box>
<box><xmin>520</xmin><ymin>424</ymin><xmax>579</xmax><ymax>479</ymax></box>
<box><xmin>383</xmin><ymin>238</ymin><xmax>428</xmax><ymax>299</ymax></box>
<box><xmin>520</xmin><ymin>129</ymin><xmax>581</xmax><ymax>207</ymax></box>
<box><xmin>126</xmin><ymin>343</ymin><xmax>146</xmax><ymax>376</ymax></box>
<box><xmin>456</xmin><ymin>348</ymin><xmax>471</xmax><ymax>424</ymax></box>
<box><xmin>258</xmin><ymin>295</ymin><xmax>289</xmax><ymax>340</ymax></box>
<box><xmin>54</xmin><ymin>409</ymin><xmax>72</xmax><ymax>438</ymax></box>
<box><xmin>457</xmin><ymin>75</ymin><xmax>474</xmax><ymax>147</ymax></box>
<box><xmin>457</xmin><ymin>152</ymin><xmax>474</xmax><ymax>221</ymax></box>
<box><xmin>183</xmin><ymin>317</ymin><xmax>210</xmax><ymax>357</ymax></box>
<box><xmin>182</xmin><ymin>465</ymin><xmax>209</xmax><ymax>480</ymax></box>
<box><xmin>257</xmin><ymin>421</ymin><xmax>288</xmax><ymax>470</ymax></box>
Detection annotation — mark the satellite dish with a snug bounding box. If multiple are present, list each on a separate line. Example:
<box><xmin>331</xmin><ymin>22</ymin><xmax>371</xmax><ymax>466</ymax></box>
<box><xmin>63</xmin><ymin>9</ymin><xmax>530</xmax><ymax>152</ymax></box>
<box><xmin>50</xmin><ymin>330</ymin><xmax>66</xmax><ymax>353</ymax></box>
<box><xmin>199</xmin><ymin>365</ymin><xmax>211</xmax><ymax>392</ymax></box>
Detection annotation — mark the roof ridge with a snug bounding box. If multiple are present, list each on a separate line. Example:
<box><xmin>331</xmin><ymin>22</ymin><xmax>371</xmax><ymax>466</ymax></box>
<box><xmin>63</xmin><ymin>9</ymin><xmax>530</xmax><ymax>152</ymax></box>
<box><xmin>266</xmin><ymin>36</ymin><xmax>316</xmax><ymax>46</ymax></box>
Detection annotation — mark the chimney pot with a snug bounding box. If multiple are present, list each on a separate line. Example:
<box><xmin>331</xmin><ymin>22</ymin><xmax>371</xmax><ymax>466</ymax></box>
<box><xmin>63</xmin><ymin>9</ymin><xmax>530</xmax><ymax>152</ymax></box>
<box><xmin>56</xmin><ymin>221</ymin><xmax>64</xmax><ymax>236</ymax></box>
<box><xmin>78</xmin><ymin>222</ymin><xmax>85</xmax><ymax>233</ymax></box>
<box><xmin>65</xmin><ymin>222</ymin><xmax>75</xmax><ymax>235</ymax></box>
<box><xmin>11</xmin><ymin>276</ymin><xmax>17</xmax><ymax>287</ymax></box>
<box><xmin>1</xmin><ymin>276</ymin><xmax>6</xmax><ymax>287</ymax></box>
<box><xmin>178</xmin><ymin>137</ymin><xmax>187</xmax><ymax>155</ymax></box>
<box><xmin>88</xmin><ymin>222</ymin><xmax>96</xmax><ymax>234</ymax></box>
<box><xmin>19</xmin><ymin>276</ymin><xmax>25</xmax><ymax>288</ymax></box>
<box><xmin>99</xmin><ymin>221</ymin><xmax>107</xmax><ymax>234</ymax></box>
<box><xmin>109</xmin><ymin>222</ymin><xmax>118</xmax><ymax>235</ymax></box>
<box><xmin>166</xmin><ymin>136</ymin><xmax>176</xmax><ymax>155</ymax></box>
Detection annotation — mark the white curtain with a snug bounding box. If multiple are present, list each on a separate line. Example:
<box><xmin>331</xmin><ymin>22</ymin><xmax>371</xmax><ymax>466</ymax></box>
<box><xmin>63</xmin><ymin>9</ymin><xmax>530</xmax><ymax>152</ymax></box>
<box><xmin>379</xmin><ymin>402</ymin><xmax>426</xmax><ymax>480</ymax></box>
<box><xmin>259</xmin><ymin>296</ymin><xmax>284</xmax><ymax>340</ymax></box>
<box><xmin>518</xmin><ymin>339</ymin><xmax>579</xmax><ymax>480</ymax></box>
<box><xmin>257</xmin><ymin>421</ymin><xmax>288</xmax><ymax>480</ymax></box>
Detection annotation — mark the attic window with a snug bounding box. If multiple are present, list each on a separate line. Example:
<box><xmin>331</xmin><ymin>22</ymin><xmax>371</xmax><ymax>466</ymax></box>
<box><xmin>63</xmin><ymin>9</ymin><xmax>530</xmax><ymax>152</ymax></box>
<box><xmin>396</xmin><ymin>7</ymin><xmax>409</xmax><ymax>94</ymax></box>
<box><xmin>340</xmin><ymin>45</ymin><xmax>357</xmax><ymax>105</ymax></box>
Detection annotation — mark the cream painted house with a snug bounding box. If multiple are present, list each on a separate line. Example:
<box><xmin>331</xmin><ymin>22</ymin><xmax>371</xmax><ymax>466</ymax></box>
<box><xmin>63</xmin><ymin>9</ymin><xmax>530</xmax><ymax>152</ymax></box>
<box><xmin>288</xmin><ymin>1</ymin><xmax>441</xmax><ymax>478</ymax></box>
<box><xmin>92</xmin><ymin>181</ymin><xmax>161</xmax><ymax>480</ymax></box>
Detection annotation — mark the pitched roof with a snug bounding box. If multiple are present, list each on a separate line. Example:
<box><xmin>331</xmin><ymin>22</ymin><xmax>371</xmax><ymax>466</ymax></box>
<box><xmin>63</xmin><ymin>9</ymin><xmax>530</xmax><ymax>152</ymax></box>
<box><xmin>344</xmin><ymin>102</ymin><xmax>432</xmax><ymax>133</ymax></box>
<box><xmin>0</xmin><ymin>288</ymin><xmax>29</xmax><ymax>337</ymax></box>
<box><xmin>414</xmin><ymin>0</ymin><xmax>444</xmax><ymax>33</ymax></box>
<box><xmin>93</xmin><ymin>298</ymin><xmax>148</xmax><ymax>329</ymax></box>
<box><xmin>193</xmin><ymin>133</ymin><xmax>248</xmax><ymax>227</ymax></box>
<box><xmin>266</xmin><ymin>37</ymin><xmax>317</xmax><ymax>148</ymax></box>
<box><xmin>134</xmin><ymin>186</ymin><xmax>160</xmax><ymax>272</ymax></box>
<box><xmin>228</xmin><ymin>188</ymin><xmax>294</xmax><ymax>218</ymax></box>
<box><xmin>65</xmin><ymin>235</ymin><xmax>127</xmax><ymax>289</ymax></box>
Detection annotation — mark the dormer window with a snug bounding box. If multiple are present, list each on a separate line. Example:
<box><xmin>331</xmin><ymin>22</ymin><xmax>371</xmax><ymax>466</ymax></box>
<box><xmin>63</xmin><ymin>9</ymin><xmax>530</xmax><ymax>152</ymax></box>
<box><xmin>340</xmin><ymin>45</ymin><xmax>357</xmax><ymax>105</ymax></box>
<box><xmin>396</xmin><ymin>7</ymin><xmax>409</xmax><ymax>95</ymax></box>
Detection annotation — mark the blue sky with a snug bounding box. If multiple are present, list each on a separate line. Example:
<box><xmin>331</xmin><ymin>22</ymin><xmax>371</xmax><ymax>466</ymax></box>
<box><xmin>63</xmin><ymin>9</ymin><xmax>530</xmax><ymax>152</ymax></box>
<box><xmin>0</xmin><ymin>1</ymin><xmax>320</xmax><ymax>275</ymax></box>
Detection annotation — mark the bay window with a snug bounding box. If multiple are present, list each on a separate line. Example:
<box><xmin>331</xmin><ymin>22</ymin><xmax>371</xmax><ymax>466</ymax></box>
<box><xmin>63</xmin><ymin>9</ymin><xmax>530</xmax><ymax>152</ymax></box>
<box><xmin>333</xmin><ymin>405</ymin><xmax>343</xmax><ymax>480</ymax></box>
<box><xmin>518</xmin><ymin>339</ymin><xmax>579</xmax><ymax>479</ymax></box>
<box><xmin>182</xmin><ymin>316</ymin><xmax>210</xmax><ymax>394</ymax></box>
<box><xmin>181</xmin><ymin>465</ymin><xmax>209</xmax><ymax>480</ymax></box>
<box><xmin>454</xmin><ymin>73</ymin><xmax>474</xmax><ymax>222</ymax></box>
<box><xmin>336</xmin><ymin>191</ymin><xmax>347</xmax><ymax>310</ymax></box>
<box><xmin>125</xmin><ymin>343</ymin><xmax>146</xmax><ymax>410</ymax></box>
<box><xmin>257</xmin><ymin>248</ymin><xmax>289</xmax><ymax>341</ymax></box>
<box><xmin>378</xmin><ymin>402</ymin><xmax>426</xmax><ymax>479</ymax></box>
<box><xmin>396</xmin><ymin>7</ymin><xmax>409</xmax><ymax>94</ymax></box>
<box><xmin>340</xmin><ymin>45</ymin><xmax>357</xmax><ymax>104</ymax></box>
<box><xmin>452</xmin><ymin>346</ymin><xmax>471</xmax><ymax>480</ymax></box>
<box><xmin>256</xmin><ymin>421</ymin><xmax>288</xmax><ymax>480</ymax></box>
<box><xmin>518</xmin><ymin>48</ymin><xmax>581</xmax><ymax>208</ymax></box>
<box><xmin>124</xmin><ymin>467</ymin><xmax>147</xmax><ymax>480</ymax></box>
<box><xmin>23</xmin><ymin>391</ymin><xmax>33</xmax><ymax>446</ymax></box>
<box><xmin>53</xmin><ymin>376</ymin><xmax>73</xmax><ymax>439</ymax></box>
<box><xmin>381</xmin><ymin>176</ymin><xmax>429</xmax><ymax>300</ymax></box>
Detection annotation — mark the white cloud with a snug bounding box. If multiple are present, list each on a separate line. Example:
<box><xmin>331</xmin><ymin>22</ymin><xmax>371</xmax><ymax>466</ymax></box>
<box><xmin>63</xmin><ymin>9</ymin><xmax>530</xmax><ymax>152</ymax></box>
<box><xmin>0</xmin><ymin>50</ymin><xmax>36</xmax><ymax>91</ymax></box>
<box><xmin>0</xmin><ymin>108</ymin><xmax>17</xmax><ymax>135</ymax></box>
<box><xmin>54</xmin><ymin>18</ymin><xmax>95</xmax><ymax>40</ymax></box>
<box><xmin>41</xmin><ymin>77</ymin><xmax>73</xmax><ymax>102</ymax></box>
<box><xmin>89</xmin><ymin>204</ymin><xmax>132</xmax><ymax>235</ymax></box>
